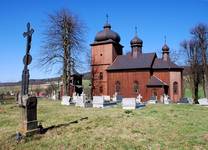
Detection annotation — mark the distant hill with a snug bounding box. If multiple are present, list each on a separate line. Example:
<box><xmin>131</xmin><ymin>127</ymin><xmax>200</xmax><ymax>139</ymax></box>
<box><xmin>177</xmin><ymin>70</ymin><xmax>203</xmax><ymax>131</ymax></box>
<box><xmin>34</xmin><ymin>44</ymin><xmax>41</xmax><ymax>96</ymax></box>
<box><xmin>82</xmin><ymin>72</ymin><xmax>91</xmax><ymax>80</ymax></box>
<box><xmin>0</xmin><ymin>72</ymin><xmax>91</xmax><ymax>87</ymax></box>
<box><xmin>0</xmin><ymin>77</ymin><xmax>60</xmax><ymax>87</ymax></box>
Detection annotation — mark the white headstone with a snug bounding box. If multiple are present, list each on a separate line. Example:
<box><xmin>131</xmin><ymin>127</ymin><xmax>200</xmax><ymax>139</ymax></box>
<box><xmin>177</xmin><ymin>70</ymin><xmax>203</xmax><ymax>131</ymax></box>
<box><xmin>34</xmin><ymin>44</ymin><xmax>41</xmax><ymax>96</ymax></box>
<box><xmin>75</xmin><ymin>94</ymin><xmax>87</xmax><ymax>107</ymax></box>
<box><xmin>198</xmin><ymin>98</ymin><xmax>208</xmax><ymax>106</ymax></box>
<box><xmin>61</xmin><ymin>96</ymin><xmax>71</xmax><ymax>105</ymax></box>
<box><xmin>93</xmin><ymin>96</ymin><xmax>104</xmax><ymax>108</ymax></box>
<box><xmin>51</xmin><ymin>91</ymin><xmax>56</xmax><ymax>100</ymax></box>
<box><xmin>122</xmin><ymin>98</ymin><xmax>136</xmax><ymax>109</ymax></box>
<box><xmin>103</xmin><ymin>95</ymin><xmax>111</xmax><ymax>101</ymax></box>
<box><xmin>163</xmin><ymin>94</ymin><xmax>170</xmax><ymax>104</ymax></box>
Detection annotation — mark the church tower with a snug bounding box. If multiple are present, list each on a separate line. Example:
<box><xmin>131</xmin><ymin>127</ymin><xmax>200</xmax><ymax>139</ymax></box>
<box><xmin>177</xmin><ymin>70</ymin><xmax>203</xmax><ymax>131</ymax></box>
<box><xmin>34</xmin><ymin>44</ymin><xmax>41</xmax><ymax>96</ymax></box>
<box><xmin>130</xmin><ymin>27</ymin><xmax>143</xmax><ymax>58</ymax></box>
<box><xmin>162</xmin><ymin>37</ymin><xmax>170</xmax><ymax>61</ymax></box>
<box><xmin>91</xmin><ymin>18</ymin><xmax>123</xmax><ymax>96</ymax></box>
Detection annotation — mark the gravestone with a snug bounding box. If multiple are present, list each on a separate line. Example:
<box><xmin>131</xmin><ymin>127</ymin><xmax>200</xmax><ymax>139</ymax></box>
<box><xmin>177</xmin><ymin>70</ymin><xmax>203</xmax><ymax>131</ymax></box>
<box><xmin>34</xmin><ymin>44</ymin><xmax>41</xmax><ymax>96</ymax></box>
<box><xmin>75</xmin><ymin>97</ymin><xmax>85</xmax><ymax>107</ymax></box>
<box><xmin>103</xmin><ymin>95</ymin><xmax>111</xmax><ymax>101</ymax></box>
<box><xmin>20</xmin><ymin>96</ymin><xmax>38</xmax><ymax>136</ymax></box>
<box><xmin>198</xmin><ymin>98</ymin><xmax>208</xmax><ymax>106</ymax></box>
<box><xmin>93</xmin><ymin>96</ymin><xmax>104</xmax><ymax>108</ymax></box>
<box><xmin>74</xmin><ymin>92</ymin><xmax>92</xmax><ymax>107</ymax></box>
<box><xmin>163</xmin><ymin>94</ymin><xmax>170</xmax><ymax>104</ymax></box>
<box><xmin>18</xmin><ymin>23</ymin><xmax>38</xmax><ymax>136</ymax></box>
<box><xmin>122</xmin><ymin>98</ymin><xmax>146</xmax><ymax>110</ymax></box>
<box><xmin>61</xmin><ymin>96</ymin><xmax>71</xmax><ymax>105</ymax></box>
<box><xmin>122</xmin><ymin>98</ymin><xmax>136</xmax><ymax>109</ymax></box>
<box><xmin>93</xmin><ymin>96</ymin><xmax>117</xmax><ymax>108</ymax></box>
<box><xmin>75</xmin><ymin>93</ymin><xmax>87</xmax><ymax>107</ymax></box>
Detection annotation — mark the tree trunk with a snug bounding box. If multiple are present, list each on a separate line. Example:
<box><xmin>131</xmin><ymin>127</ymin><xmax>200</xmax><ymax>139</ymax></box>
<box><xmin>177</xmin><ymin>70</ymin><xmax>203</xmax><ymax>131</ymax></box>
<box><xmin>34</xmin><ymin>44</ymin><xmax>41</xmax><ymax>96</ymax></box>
<box><xmin>204</xmin><ymin>74</ymin><xmax>208</xmax><ymax>98</ymax></box>
<box><xmin>194</xmin><ymin>81</ymin><xmax>199</xmax><ymax>104</ymax></box>
<box><xmin>202</xmin><ymin>45</ymin><xmax>208</xmax><ymax>98</ymax></box>
<box><xmin>63</xmin><ymin>44</ymin><xmax>69</xmax><ymax>96</ymax></box>
<box><xmin>67</xmin><ymin>47</ymin><xmax>71</xmax><ymax>96</ymax></box>
<box><xmin>202</xmin><ymin>74</ymin><xmax>206</xmax><ymax>97</ymax></box>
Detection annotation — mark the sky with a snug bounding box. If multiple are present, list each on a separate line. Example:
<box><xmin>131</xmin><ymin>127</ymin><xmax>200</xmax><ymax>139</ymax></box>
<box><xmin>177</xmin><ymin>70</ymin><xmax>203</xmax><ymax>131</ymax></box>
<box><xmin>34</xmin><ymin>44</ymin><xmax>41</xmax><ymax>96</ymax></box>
<box><xmin>0</xmin><ymin>0</ymin><xmax>208</xmax><ymax>82</ymax></box>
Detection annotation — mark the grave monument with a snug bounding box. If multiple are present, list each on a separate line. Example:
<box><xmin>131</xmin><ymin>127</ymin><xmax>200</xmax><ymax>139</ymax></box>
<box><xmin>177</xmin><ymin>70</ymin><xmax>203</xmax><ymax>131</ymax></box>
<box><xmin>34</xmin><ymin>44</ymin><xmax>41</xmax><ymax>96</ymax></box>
<box><xmin>18</xmin><ymin>23</ymin><xmax>38</xmax><ymax>136</ymax></box>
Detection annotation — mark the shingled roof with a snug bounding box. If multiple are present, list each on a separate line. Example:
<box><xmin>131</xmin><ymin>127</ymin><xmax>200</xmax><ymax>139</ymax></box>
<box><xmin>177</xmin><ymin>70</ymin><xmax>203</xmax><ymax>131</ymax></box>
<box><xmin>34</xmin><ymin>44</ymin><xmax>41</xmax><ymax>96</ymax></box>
<box><xmin>153</xmin><ymin>58</ymin><xmax>183</xmax><ymax>70</ymax></box>
<box><xmin>107</xmin><ymin>53</ymin><xmax>156</xmax><ymax>71</ymax></box>
<box><xmin>147</xmin><ymin>76</ymin><xmax>168</xmax><ymax>87</ymax></box>
<box><xmin>107</xmin><ymin>52</ymin><xmax>183</xmax><ymax>71</ymax></box>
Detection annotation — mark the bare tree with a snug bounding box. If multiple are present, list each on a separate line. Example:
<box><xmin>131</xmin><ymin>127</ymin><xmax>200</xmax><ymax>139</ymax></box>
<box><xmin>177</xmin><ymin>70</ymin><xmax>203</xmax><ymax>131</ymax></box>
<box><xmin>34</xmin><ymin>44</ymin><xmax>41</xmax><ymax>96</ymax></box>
<box><xmin>181</xmin><ymin>40</ymin><xmax>201</xmax><ymax>103</ymax></box>
<box><xmin>39</xmin><ymin>9</ymin><xmax>85</xmax><ymax>96</ymax></box>
<box><xmin>191</xmin><ymin>24</ymin><xmax>208</xmax><ymax>98</ymax></box>
<box><xmin>156</xmin><ymin>48</ymin><xmax>181</xmax><ymax>64</ymax></box>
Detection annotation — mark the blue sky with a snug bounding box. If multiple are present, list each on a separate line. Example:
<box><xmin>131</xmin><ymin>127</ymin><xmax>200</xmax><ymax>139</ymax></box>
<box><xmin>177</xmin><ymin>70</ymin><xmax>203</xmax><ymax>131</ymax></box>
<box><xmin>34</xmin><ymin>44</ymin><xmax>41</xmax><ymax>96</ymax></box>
<box><xmin>0</xmin><ymin>0</ymin><xmax>208</xmax><ymax>82</ymax></box>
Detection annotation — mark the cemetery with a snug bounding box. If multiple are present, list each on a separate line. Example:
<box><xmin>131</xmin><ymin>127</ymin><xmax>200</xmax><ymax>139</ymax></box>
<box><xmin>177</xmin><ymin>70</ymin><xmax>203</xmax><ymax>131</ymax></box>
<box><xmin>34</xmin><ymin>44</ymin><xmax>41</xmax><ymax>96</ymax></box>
<box><xmin>1</xmin><ymin>1</ymin><xmax>208</xmax><ymax>149</ymax></box>
<box><xmin>1</xmin><ymin>99</ymin><xmax>208</xmax><ymax>149</ymax></box>
<box><xmin>0</xmin><ymin>19</ymin><xmax>207</xmax><ymax>150</ymax></box>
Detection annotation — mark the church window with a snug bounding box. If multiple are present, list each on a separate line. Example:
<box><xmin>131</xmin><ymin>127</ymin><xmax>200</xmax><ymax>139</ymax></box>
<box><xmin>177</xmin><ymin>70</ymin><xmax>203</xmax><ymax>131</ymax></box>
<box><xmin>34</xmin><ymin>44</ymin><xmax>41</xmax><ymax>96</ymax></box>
<box><xmin>173</xmin><ymin>82</ymin><xmax>178</xmax><ymax>94</ymax></box>
<box><xmin>133</xmin><ymin>81</ymin><xmax>139</xmax><ymax>93</ymax></box>
<box><xmin>99</xmin><ymin>72</ymin><xmax>103</xmax><ymax>80</ymax></box>
<box><xmin>115</xmin><ymin>81</ymin><xmax>121</xmax><ymax>93</ymax></box>
<box><xmin>99</xmin><ymin>86</ymin><xmax>103</xmax><ymax>93</ymax></box>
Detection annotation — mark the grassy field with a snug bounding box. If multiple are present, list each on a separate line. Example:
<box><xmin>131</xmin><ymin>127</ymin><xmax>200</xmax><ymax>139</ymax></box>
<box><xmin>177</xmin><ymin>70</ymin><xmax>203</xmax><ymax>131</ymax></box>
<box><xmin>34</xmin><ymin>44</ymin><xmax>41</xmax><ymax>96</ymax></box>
<box><xmin>0</xmin><ymin>99</ymin><xmax>208</xmax><ymax>150</ymax></box>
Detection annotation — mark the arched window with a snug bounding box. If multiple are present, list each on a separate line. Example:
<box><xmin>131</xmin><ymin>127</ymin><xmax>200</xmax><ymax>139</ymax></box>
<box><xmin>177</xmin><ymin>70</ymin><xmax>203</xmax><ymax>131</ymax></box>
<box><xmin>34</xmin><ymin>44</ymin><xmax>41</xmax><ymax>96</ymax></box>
<box><xmin>115</xmin><ymin>81</ymin><xmax>121</xmax><ymax>93</ymax></box>
<box><xmin>133</xmin><ymin>81</ymin><xmax>139</xmax><ymax>93</ymax></box>
<box><xmin>173</xmin><ymin>82</ymin><xmax>178</xmax><ymax>94</ymax></box>
<box><xmin>99</xmin><ymin>86</ymin><xmax>103</xmax><ymax>93</ymax></box>
<box><xmin>99</xmin><ymin>72</ymin><xmax>103</xmax><ymax>80</ymax></box>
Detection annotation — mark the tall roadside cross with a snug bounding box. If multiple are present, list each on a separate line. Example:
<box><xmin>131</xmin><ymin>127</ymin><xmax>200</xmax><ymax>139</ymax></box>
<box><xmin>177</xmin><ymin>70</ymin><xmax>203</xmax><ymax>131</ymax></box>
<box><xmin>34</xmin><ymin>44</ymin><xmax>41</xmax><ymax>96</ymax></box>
<box><xmin>18</xmin><ymin>22</ymin><xmax>38</xmax><ymax>136</ymax></box>
<box><xmin>21</xmin><ymin>23</ymin><xmax>34</xmax><ymax>95</ymax></box>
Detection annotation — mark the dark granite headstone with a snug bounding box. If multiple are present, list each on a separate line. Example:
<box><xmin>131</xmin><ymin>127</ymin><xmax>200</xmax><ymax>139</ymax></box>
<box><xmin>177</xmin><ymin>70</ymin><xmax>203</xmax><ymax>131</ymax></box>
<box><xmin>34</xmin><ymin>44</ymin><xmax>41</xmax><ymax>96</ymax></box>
<box><xmin>20</xmin><ymin>96</ymin><xmax>38</xmax><ymax>136</ymax></box>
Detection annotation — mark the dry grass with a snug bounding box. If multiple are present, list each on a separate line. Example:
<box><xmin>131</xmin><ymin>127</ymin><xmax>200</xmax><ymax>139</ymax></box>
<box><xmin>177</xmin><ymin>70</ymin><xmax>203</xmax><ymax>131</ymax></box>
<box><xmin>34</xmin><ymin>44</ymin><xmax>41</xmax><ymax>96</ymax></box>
<box><xmin>0</xmin><ymin>99</ymin><xmax>208</xmax><ymax>150</ymax></box>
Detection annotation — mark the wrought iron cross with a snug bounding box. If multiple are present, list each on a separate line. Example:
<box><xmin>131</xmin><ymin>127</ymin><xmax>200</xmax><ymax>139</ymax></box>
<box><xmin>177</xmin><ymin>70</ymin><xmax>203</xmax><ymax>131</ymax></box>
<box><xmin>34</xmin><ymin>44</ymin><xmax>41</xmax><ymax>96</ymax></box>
<box><xmin>21</xmin><ymin>22</ymin><xmax>34</xmax><ymax>96</ymax></box>
<box><xmin>23</xmin><ymin>23</ymin><xmax>34</xmax><ymax>54</ymax></box>
<box><xmin>135</xmin><ymin>26</ymin><xmax>138</xmax><ymax>36</ymax></box>
<box><xmin>106</xmin><ymin>14</ymin><xmax>109</xmax><ymax>24</ymax></box>
<box><xmin>164</xmin><ymin>35</ymin><xmax>167</xmax><ymax>44</ymax></box>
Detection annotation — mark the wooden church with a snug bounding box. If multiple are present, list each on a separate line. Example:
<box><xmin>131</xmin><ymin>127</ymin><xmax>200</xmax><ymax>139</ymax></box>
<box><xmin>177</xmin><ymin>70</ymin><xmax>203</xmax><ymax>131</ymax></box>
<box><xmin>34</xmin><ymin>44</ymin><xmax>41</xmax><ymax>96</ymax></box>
<box><xmin>91</xmin><ymin>21</ymin><xmax>183</xmax><ymax>102</ymax></box>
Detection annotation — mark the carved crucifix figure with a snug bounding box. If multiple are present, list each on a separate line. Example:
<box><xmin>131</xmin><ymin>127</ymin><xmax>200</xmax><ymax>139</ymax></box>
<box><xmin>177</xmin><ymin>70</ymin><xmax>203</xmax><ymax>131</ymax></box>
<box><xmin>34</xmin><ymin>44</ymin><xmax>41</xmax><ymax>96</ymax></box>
<box><xmin>23</xmin><ymin>23</ymin><xmax>34</xmax><ymax>54</ymax></box>
<box><xmin>21</xmin><ymin>23</ymin><xmax>34</xmax><ymax>96</ymax></box>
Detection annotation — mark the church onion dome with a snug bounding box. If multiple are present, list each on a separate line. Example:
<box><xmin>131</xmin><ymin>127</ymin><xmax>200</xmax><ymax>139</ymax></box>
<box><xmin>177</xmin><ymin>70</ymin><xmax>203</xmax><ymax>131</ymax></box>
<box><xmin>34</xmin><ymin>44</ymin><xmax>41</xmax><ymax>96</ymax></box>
<box><xmin>94</xmin><ymin>23</ymin><xmax>121</xmax><ymax>43</ymax></box>
<box><xmin>162</xmin><ymin>44</ymin><xmax>169</xmax><ymax>52</ymax></box>
<box><xmin>130</xmin><ymin>35</ymin><xmax>143</xmax><ymax>47</ymax></box>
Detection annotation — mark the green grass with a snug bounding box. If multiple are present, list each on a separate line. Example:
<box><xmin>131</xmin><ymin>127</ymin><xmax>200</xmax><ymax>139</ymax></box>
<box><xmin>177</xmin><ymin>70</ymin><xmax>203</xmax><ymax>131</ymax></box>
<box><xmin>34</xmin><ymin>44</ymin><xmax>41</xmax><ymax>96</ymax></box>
<box><xmin>0</xmin><ymin>99</ymin><xmax>208</xmax><ymax>150</ymax></box>
<box><xmin>184</xmin><ymin>86</ymin><xmax>205</xmax><ymax>98</ymax></box>
<box><xmin>82</xmin><ymin>80</ymin><xmax>91</xmax><ymax>97</ymax></box>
